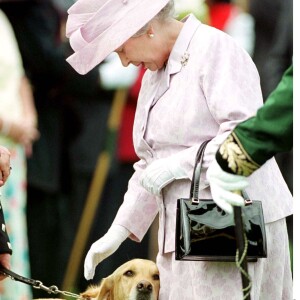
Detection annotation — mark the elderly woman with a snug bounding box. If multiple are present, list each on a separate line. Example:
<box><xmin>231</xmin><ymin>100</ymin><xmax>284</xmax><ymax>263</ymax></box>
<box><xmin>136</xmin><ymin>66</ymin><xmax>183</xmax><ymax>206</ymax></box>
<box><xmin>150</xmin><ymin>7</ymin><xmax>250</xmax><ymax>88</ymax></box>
<box><xmin>66</xmin><ymin>0</ymin><xmax>292</xmax><ymax>299</ymax></box>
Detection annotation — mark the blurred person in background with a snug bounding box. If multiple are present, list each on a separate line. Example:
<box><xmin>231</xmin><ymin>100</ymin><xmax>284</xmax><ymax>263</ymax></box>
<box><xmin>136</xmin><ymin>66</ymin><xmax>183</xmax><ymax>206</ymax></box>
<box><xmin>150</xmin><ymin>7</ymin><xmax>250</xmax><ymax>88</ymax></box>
<box><xmin>0</xmin><ymin>8</ymin><xmax>39</xmax><ymax>299</ymax></box>
<box><xmin>0</xmin><ymin>0</ymin><xmax>115</xmax><ymax>297</ymax></box>
<box><xmin>0</xmin><ymin>145</ymin><xmax>12</xmax><ymax>281</ymax></box>
<box><xmin>261</xmin><ymin>0</ymin><xmax>292</xmax><ymax>99</ymax></box>
<box><xmin>175</xmin><ymin>0</ymin><xmax>254</xmax><ymax>55</ymax></box>
<box><xmin>249</xmin><ymin>0</ymin><xmax>292</xmax><ymax>100</ymax></box>
<box><xmin>204</xmin><ymin>0</ymin><xmax>254</xmax><ymax>55</ymax></box>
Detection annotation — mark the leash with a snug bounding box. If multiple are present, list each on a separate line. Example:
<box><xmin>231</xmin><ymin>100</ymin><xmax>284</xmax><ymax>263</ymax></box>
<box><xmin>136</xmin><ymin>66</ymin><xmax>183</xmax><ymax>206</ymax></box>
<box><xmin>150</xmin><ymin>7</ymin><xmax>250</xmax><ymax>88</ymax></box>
<box><xmin>235</xmin><ymin>231</ymin><xmax>252</xmax><ymax>299</ymax></box>
<box><xmin>234</xmin><ymin>205</ymin><xmax>252</xmax><ymax>300</ymax></box>
<box><xmin>0</xmin><ymin>265</ymin><xmax>88</xmax><ymax>299</ymax></box>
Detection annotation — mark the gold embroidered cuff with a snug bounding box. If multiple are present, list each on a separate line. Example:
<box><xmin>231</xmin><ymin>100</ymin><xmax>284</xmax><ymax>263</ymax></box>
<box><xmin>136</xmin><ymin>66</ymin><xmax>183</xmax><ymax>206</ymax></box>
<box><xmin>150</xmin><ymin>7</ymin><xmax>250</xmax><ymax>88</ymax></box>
<box><xmin>216</xmin><ymin>133</ymin><xmax>260</xmax><ymax>177</ymax></box>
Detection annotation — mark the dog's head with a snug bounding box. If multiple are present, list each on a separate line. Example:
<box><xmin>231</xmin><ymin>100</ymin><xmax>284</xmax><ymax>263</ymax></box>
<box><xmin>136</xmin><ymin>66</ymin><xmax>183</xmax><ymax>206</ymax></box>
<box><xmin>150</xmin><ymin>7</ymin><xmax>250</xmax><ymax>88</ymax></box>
<box><xmin>80</xmin><ymin>259</ymin><xmax>160</xmax><ymax>300</ymax></box>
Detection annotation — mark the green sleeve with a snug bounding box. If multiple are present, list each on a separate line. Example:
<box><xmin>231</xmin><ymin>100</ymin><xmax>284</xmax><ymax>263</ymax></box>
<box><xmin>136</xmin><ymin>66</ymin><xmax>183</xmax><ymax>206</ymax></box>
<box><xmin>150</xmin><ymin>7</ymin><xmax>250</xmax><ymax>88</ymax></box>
<box><xmin>216</xmin><ymin>65</ymin><xmax>293</xmax><ymax>176</ymax></box>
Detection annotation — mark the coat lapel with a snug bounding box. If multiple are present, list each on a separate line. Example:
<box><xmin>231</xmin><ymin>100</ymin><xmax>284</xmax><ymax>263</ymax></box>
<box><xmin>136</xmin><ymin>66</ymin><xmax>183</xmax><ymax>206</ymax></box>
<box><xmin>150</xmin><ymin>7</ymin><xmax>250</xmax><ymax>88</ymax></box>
<box><xmin>152</xmin><ymin>14</ymin><xmax>201</xmax><ymax>106</ymax></box>
<box><xmin>138</xmin><ymin>14</ymin><xmax>202</xmax><ymax>146</ymax></box>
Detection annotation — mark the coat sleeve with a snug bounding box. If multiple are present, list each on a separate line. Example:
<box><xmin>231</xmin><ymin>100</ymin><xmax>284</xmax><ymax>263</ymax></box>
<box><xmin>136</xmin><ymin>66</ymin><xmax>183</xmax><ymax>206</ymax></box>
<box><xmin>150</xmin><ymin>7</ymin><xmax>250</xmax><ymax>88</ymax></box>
<box><xmin>216</xmin><ymin>65</ymin><xmax>293</xmax><ymax>176</ymax></box>
<box><xmin>176</xmin><ymin>26</ymin><xmax>265</xmax><ymax>180</ymax></box>
<box><xmin>112</xmin><ymin>159</ymin><xmax>159</xmax><ymax>242</ymax></box>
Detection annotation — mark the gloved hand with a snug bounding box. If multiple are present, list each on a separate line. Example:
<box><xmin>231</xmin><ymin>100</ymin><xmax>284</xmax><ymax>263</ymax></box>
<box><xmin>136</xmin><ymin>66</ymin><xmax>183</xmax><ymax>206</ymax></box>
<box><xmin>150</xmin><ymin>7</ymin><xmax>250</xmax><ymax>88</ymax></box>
<box><xmin>206</xmin><ymin>160</ymin><xmax>249</xmax><ymax>214</ymax></box>
<box><xmin>84</xmin><ymin>224</ymin><xmax>130</xmax><ymax>280</ymax></box>
<box><xmin>140</xmin><ymin>157</ymin><xmax>187</xmax><ymax>196</ymax></box>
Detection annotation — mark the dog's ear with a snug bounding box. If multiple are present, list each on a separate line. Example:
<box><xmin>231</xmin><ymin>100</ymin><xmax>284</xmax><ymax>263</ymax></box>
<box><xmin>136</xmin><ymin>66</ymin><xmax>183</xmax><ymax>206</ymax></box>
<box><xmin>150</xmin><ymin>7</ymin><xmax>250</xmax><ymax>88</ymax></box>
<box><xmin>83</xmin><ymin>275</ymin><xmax>114</xmax><ymax>300</ymax></box>
<box><xmin>80</xmin><ymin>285</ymin><xmax>101</xmax><ymax>299</ymax></box>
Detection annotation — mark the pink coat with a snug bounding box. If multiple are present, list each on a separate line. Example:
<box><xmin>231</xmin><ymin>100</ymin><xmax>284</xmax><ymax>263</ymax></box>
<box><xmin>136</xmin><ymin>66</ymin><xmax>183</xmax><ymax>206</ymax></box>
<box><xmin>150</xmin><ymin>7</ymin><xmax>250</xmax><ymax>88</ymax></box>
<box><xmin>113</xmin><ymin>15</ymin><xmax>292</xmax><ymax>255</ymax></box>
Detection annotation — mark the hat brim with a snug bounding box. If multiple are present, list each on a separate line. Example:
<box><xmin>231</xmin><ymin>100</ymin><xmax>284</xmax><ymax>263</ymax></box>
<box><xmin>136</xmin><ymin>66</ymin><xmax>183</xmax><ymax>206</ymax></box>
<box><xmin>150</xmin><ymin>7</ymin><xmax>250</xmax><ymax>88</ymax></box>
<box><xmin>66</xmin><ymin>0</ymin><xmax>170</xmax><ymax>75</ymax></box>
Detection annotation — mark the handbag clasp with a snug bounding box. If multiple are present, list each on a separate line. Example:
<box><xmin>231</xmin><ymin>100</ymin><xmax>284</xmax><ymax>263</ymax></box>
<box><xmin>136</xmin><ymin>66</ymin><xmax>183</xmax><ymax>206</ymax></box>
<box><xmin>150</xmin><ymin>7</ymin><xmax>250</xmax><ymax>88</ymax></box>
<box><xmin>244</xmin><ymin>199</ymin><xmax>253</xmax><ymax>206</ymax></box>
<box><xmin>191</xmin><ymin>198</ymin><xmax>200</xmax><ymax>205</ymax></box>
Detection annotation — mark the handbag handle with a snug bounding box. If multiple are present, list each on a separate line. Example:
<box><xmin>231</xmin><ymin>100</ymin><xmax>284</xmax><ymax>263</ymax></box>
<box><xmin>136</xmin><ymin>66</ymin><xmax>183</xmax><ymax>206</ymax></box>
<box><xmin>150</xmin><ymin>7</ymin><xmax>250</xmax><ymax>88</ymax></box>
<box><xmin>189</xmin><ymin>140</ymin><xmax>210</xmax><ymax>203</ymax></box>
<box><xmin>189</xmin><ymin>140</ymin><xmax>251</xmax><ymax>205</ymax></box>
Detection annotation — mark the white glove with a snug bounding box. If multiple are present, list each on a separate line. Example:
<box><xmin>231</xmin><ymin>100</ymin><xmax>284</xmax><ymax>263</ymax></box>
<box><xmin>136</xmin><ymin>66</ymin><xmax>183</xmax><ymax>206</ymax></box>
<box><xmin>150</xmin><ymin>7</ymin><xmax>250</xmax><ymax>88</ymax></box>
<box><xmin>84</xmin><ymin>224</ymin><xmax>130</xmax><ymax>280</ymax></box>
<box><xmin>206</xmin><ymin>160</ymin><xmax>249</xmax><ymax>214</ymax></box>
<box><xmin>140</xmin><ymin>157</ymin><xmax>187</xmax><ymax>196</ymax></box>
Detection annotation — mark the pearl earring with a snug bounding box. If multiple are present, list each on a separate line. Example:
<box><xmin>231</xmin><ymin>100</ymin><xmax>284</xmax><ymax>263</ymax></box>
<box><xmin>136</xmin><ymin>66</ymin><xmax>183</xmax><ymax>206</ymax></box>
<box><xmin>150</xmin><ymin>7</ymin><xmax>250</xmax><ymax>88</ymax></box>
<box><xmin>148</xmin><ymin>33</ymin><xmax>154</xmax><ymax>38</ymax></box>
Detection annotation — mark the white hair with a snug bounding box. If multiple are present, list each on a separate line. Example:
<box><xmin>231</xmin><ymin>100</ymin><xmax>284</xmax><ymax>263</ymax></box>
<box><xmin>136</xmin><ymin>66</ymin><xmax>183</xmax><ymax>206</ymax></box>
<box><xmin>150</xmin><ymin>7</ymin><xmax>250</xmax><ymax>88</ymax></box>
<box><xmin>132</xmin><ymin>0</ymin><xmax>175</xmax><ymax>37</ymax></box>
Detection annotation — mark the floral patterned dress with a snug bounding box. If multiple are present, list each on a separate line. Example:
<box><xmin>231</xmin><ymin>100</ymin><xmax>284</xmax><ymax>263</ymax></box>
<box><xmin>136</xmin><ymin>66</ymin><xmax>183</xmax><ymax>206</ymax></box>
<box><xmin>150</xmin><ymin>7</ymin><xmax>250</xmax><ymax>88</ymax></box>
<box><xmin>0</xmin><ymin>140</ymin><xmax>32</xmax><ymax>300</ymax></box>
<box><xmin>0</xmin><ymin>10</ymin><xmax>32</xmax><ymax>300</ymax></box>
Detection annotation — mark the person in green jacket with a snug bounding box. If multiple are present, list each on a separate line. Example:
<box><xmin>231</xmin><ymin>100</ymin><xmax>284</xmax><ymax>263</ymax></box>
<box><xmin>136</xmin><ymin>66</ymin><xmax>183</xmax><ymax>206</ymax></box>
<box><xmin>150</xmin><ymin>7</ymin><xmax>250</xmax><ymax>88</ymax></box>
<box><xmin>207</xmin><ymin>64</ymin><xmax>293</xmax><ymax>213</ymax></box>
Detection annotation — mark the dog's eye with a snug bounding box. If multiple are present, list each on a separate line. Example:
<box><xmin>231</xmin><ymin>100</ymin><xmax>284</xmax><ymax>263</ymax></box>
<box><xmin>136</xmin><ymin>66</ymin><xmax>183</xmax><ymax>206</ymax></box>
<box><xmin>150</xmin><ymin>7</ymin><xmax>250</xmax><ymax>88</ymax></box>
<box><xmin>124</xmin><ymin>270</ymin><xmax>134</xmax><ymax>277</ymax></box>
<box><xmin>153</xmin><ymin>274</ymin><xmax>160</xmax><ymax>281</ymax></box>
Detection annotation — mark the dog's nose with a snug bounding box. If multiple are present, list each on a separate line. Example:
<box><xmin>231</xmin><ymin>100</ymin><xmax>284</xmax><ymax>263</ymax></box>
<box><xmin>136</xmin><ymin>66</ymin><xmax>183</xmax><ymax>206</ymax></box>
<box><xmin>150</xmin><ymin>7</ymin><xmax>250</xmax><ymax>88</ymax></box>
<box><xmin>137</xmin><ymin>280</ymin><xmax>153</xmax><ymax>293</ymax></box>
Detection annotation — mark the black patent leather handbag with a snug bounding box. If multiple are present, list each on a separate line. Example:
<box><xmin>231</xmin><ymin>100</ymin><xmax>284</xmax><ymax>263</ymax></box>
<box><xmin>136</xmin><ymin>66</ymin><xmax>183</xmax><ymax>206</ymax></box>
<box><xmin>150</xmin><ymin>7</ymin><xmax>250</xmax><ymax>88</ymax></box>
<box><xmin>175</xmin><ymin>140</ymin><xmax>267</xmax><ymax>262</ymax></box>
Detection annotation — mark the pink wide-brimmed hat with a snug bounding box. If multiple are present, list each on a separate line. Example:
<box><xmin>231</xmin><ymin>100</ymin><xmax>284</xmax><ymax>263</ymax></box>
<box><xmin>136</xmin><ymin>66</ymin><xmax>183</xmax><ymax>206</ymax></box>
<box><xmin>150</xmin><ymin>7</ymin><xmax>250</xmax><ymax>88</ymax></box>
<box><xmin>66</xmin><ymin>0</ymin><xmax>170</xmax><ymax>75</ymax></box>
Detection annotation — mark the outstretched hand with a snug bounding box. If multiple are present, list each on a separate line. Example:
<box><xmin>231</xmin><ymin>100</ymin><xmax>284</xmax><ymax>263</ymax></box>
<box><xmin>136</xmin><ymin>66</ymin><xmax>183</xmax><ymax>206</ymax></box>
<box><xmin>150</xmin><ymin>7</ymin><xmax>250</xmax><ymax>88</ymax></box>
<box><xmin>84</xmin><ymin>225</ymin><xmax>130</xmax><ymax>280</ymax></box>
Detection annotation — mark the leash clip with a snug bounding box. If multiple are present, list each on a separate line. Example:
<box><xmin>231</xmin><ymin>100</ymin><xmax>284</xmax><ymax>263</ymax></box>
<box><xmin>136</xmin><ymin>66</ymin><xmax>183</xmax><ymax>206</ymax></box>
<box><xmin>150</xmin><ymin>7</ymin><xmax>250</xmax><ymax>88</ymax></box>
<box><xmin>33</xmin><ymin>281</ymin><xmax>58</xmax><ymax>294</ymax></box>
<box><xmin>33</xmin><ymin>281</ymin><xmax>86</xmax><ymax>299</ymax></box>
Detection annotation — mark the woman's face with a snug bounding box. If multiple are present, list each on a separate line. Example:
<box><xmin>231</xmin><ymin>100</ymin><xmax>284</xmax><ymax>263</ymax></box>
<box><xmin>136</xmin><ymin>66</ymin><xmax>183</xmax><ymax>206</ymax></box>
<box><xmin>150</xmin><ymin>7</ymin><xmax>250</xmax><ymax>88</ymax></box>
<box><xmin>115</xmin><ymin>32</ymin><xmax>168</xmax><ymax>71</ymax></box>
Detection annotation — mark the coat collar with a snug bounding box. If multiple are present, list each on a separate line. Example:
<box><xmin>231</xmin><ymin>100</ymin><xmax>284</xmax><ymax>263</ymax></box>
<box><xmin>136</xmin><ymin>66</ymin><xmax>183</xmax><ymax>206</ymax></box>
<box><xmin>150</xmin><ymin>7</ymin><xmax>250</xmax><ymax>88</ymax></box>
<box><xmin>153</xmin><ymin>14</ymin><xmax>201</xmax><ymax>104</ymax></box>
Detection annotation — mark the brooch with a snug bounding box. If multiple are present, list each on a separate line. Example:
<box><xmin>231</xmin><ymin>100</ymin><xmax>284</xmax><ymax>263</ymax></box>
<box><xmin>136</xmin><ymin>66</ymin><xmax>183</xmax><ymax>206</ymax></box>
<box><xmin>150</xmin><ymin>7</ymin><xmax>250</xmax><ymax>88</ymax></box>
<box><xmin>180</xmin><ymin>52</ymin><xmax>190</xmax><ymax>67</ymax></box>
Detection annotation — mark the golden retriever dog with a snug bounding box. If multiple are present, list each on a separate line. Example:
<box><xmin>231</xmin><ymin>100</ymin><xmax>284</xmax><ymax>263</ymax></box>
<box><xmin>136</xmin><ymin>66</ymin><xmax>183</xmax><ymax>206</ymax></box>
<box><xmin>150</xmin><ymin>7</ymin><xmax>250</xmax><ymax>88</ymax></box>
<box><xmin>80</xmin><ymin>259</ymin><xmax>160</xmax><ymax>300</ymax></box>
<box><xmin>35</xmin><ymin>258</ymin><xmax>159</xmax><ymax>300</ymax></box>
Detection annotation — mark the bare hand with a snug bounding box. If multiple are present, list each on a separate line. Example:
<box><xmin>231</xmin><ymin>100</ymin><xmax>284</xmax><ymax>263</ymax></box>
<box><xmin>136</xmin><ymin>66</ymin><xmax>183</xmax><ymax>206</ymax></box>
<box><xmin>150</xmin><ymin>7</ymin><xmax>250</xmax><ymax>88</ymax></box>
<box><xmin>0</xmin><ymin>253</ymin><xmax>11</xmax><ymax>281</ymax></box>
<box><xmin>0</xmin><ymin>146</ymin><xmax>11</xmax><ymax>186</ymax></box>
